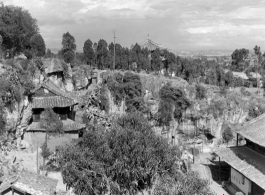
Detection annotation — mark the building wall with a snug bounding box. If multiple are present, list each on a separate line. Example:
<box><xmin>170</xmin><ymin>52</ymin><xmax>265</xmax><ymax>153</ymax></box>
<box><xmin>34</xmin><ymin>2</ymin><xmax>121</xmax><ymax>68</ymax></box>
<box><xmin>23</xmin><ymin>132</ymin><xmax>78</xmax><ymax>151</ymax></box>
<box><xmin>231</xmin><ymin>168</ymin><xmax>251</xmax><ymax>194</ymax></box>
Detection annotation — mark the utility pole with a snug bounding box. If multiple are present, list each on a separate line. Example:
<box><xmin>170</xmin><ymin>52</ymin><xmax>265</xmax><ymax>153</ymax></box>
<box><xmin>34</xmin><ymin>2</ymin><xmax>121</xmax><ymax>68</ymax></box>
<box><xmin>113</xmin><ymin>32</ymin><xmax>116</xmax><ymax>70</ymax></box>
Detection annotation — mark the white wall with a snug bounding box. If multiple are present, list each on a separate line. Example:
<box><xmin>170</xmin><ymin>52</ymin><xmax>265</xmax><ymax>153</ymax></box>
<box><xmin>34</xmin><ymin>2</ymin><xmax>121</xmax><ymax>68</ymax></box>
<box><xmin>231</xmin><ymin>168</ymin><xmax>251</xmax><ymax>194</ymax></box>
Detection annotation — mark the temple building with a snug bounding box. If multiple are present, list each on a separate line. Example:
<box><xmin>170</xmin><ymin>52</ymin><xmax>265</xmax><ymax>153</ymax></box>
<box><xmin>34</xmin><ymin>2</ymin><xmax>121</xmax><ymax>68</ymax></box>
<box><xmin>140</xmin><ymin>35</ymin><xmax>167</xmax><ymax>52</ymax></box>
<box><xmin>24</xmin><ymin>78</ymin><xmax>85</xmax><ymax>150</ymax></box>
<box><xmin>216</xmin><ymin>114</ymin><xmax>265</xmax><ymax>195</ymax></box>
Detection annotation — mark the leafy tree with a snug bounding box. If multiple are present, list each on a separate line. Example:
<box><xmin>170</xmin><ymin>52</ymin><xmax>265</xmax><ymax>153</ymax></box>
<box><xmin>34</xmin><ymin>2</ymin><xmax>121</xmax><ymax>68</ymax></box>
<box><xmin>154</xmin><ymin>171</ymin><xmax>213</xmax><ymax>195</ymax></box>
<box><xmin>83</xmin><ymin>39</ymin><xmax>95</xmax><ymax>66</ymax></box>
<box><xmin>57</xmin><ymin>113</ymin><xmax>180</xmax><ymax>195</ymax></box>
<box><xmin>224</xmin><ymin>71</ymin><xmax>234</xmax><ymax>87</ymax></box>
<box><xmin>61</xmin><ymin>32</ymin><xmax>76</xmax><ymax>64</ymax></box>
<box><xmin>231</xmin><ymin>49</ymin><xmax>249</xmax><ymax>71</ymax></box>
<box><xmin>151</xmin><ymin>49</ymin><xmax>162</xmax><ymax>72</ymax></box>
<box><xmin>30</xmin><ymin>34</ymin><xmax>46</xmax><ymax>57</ymax></box>
<box><xmin>40</xmin><ymin>108</ymin><xmax>64</xmax><ymax>138</ymax></box>
<box><xmin>45</xmin><ymin>48</ymin><xmax>53</xmax><ymax>58</ymax></box>
<box><xmin>222</xmin><ymin>125</ymin><xmax>233</xmax><ymax>145</ymax></box>
<box><xmin>0</xmin><ymin>5</ymin><xmax>39</xmax><ymax>56</ymax></box>
<box><xmin>40</xmin><ymin>108</ymin><xmax>63</xmax><ymax>169</ymax></box>
<box><xmin>0</xmin><ymin>100</ymin><xmax>6</xmax><ymax>136</ymax></box>
<box><xmin>195</xmin><ymin>84</ymin><xmax>206</xmax><ymax>100</ymax></box>
<box><xmin>0</xmin><ymin>35</ymin><xmax>2</xmax><ymax>59</ymax></box>
<box><xmin>157</xmin><ymin>84</ymin><xmax>191</xmax><ymax>126</ymax></box>
<box><xmin>63</xmin><ymin>50</ymin><xmax>75</xmax><ymax>64</ymax></box>
<box><xmin>97</xmin><ymin>39</ymin><xmax>108</xmax><ymax>69</ymax></box>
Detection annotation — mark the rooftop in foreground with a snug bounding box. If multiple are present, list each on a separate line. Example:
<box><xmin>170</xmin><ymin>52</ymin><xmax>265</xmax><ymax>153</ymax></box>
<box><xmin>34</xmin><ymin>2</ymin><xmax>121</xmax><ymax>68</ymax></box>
<box><xmin>235</xmin><ymin>113</ymin><xmax>265</xmax><ymax>148</ymax></box>
<box><xmin>215</xmin><ymin>146</ymin><xmax>265</xmax><ymax>190</ymax></box>
<box><xmin>0</xmin><ymin>170</ymin><xmax>58</xmax><ymax>195</ymax></box>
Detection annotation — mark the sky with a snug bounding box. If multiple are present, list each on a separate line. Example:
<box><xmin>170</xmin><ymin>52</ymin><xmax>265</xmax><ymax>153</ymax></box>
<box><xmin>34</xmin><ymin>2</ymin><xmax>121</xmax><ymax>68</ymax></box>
<box><xmin>4</xmin><ymin>0</ymin><xmax>265</xmax><ymax>53</ymax></box>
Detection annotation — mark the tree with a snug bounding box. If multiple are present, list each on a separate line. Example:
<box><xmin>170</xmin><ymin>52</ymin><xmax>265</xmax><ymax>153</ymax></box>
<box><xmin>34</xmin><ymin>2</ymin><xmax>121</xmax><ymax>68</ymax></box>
<box><xmin>83</xmin><ymin>39</ymin><xmax>95</xmax><ymax>66</ymax></box>
<box><xmin>0</xmin><ymin>5</ymin><xmax>39</xmax><ymax>56</ymax></box>
<box><xmin>157</xmin><ymin>84</ymin><xmax>191</xmax><ymax>127</ymax></box>
<box><xmin>58</xmin><ymin>113</ymin><xmax>181</xmax><ymax>195</ymax></box>
<box><xmin>231</xmin><ymin>49</ymin><xmax>249</xmax><ymax>71</ymax></box>
<box><xmin>195</xmin><ymin>84</ymin><xmax>206</xmax><ymax>100</ymax></box>
<box><xmin>30</xmin><ymin>34</ymin><xmax>46</xmax><ymax>57</ymax></box>
<box><xmin>151</xmin><ymin>49</ymin><xmax>162</xmax><ymax>72</ymax></box>
<box><xmin>224</xmin><ymin>71</ymin><xmax>234</xmax><ymax>87</ymax></box>
<box><xmin>0</xmin><ymin>35</ymin><xmax>2</xmax><ymax>59</ymax></box>
<box><xmin>40</xmin><ymin>108</ymin><xmax>63</xmax><ymax>167</ymax></box>
<box><xmin>97</xmin><ymin>39</ymin><xmax>108</xmax><ymax>69</ymax></box>
<box><xmin>61</xmin><ymin>32</ymin><xmax>76</xmax><ymax>64</ymax></box>
<box><xmin>222</xmin><ymin>125</ymin><xmax>233</xmax><ymax>145</ymax></box>
<box><xmin>0</xmin><ymin>100</ymin><xmax>6</xmax><ymax>136</ymax></box>
<box><xmin>46</xmin><ymin>49</ymin><xmax>53</xmax><ymax>58</ymax></box>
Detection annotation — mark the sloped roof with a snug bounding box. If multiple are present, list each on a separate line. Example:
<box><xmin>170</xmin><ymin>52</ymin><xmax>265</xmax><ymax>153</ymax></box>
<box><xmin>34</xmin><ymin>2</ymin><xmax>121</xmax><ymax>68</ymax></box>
<box><xmin>235</xmin><ymin>113</ymin><xmax>265</xmax><ymax>147</ymax></box>
<box><xmin>249</xmin><ymin>72</ymin><xmax>262</xmax><ymax>79</ymax></box>
<box><xmin>32</xmin><ymin>79</ymin><xmax>79</xmax><ymax>108</ymax></box>
<box><xmin>0</xmin><ymin>170</ymin><xmax>58</xmax><ymax>195</ymax></box>
<box><xmin>27</xmin><ymin>118</ymin><xmax>85</xmax><ymax>132</ymax></box>
<box><xmin>43</xmin><ymin>58</ymin><xmax>64</xmax><ymax>74</ymax></box>
<box><xmin>232</xmin><ymin>72</ymin><xmax>249</xmax><ymax>80</ymax></box>
<box><xmin>215</xmin><ymin>146</ymin><xmax>265</xmax><ymax>190</ymax></box>
<box><xmin>140</xmin><ymin>36</ymin><xmax>166</xmax><ymax>51</ymax></box>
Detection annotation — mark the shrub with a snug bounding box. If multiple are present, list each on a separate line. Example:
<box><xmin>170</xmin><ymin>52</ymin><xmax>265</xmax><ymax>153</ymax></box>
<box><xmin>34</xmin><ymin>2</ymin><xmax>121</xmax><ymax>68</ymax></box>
<box><xmin>195</xmin><ymin>84</ymin><xmax>207</xmax><ymax>100</ymax></box>
<box><xmin>222</xmin><ymin>125</ymin><xmax>233</xmax><ymax>144</ymax></box>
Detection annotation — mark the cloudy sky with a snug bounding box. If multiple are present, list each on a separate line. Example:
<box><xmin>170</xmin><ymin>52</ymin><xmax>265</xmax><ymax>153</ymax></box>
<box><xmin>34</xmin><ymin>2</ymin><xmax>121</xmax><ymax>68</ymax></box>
<box><xmin>4</xmin><ymin>0</ymin><xmax>265</xmax><ymax>52</ymax></box>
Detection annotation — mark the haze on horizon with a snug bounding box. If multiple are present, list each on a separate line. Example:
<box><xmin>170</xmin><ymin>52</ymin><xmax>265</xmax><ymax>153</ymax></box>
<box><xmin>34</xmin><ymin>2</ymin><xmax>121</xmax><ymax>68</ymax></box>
<box><xmin>4</xmin><ymin>0</ymin><xmax>265</xmax><ymax>53</ymax></box>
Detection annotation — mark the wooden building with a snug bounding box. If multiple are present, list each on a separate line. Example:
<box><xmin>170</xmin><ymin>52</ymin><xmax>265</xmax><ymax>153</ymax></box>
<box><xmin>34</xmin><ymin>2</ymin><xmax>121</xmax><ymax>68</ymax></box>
<box><xmin>216</xmin><ymin>113</ymin><xmax>265</xmax><ymax>195</ymax></box>
<box><xmin>24</xmin><ymin>78</ymin><xmax>85</xmax><ymax>150</ymax></box>
<box><xmin>0</xmin><ymin>170</ymin><xmax>58</xmax><ymax>195</ymax></box>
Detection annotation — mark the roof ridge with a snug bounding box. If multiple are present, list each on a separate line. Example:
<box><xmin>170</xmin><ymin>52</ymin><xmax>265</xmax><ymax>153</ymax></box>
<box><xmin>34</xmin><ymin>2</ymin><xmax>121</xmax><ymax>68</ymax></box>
<box><xmin>245</xmin><ymin>113</ymin><xmax>265</xmax><ymax>125</ymax></box>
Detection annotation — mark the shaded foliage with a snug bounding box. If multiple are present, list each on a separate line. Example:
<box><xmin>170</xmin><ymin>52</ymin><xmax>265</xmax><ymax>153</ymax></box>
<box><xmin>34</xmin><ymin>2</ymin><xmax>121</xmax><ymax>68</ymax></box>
<box><xmin>58</xmin><ymin>113</ymin><xmax>180</xmax><ymax>195</ymax></box>
<box><xmin>0</xmin><ymin>5</ymin><xmax>39</xmax><ymax>56</ymax></box>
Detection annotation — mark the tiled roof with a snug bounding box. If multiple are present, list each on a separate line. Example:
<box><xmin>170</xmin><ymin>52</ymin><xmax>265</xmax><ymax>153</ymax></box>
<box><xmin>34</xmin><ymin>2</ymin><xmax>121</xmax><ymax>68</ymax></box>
<box><xmin>27</xmin><ymin>118</ymin><xmax>85</xmax><ymax>132</ymax></box>
<box><xmin>215</xmin><ymin>146</ymin><xmax>265</xmax><ymax>190</ymax></box>
<box><xmin>235</xmin><ymin>113</ymin><xmax>265</xmax><ymax>147</ymax></box>
<box><xmin>32</xmin><ymin>79</ymin><xmax>79</xmax><ymax>108</ymax></box>
<box><xmin>32</xmin><ymin>96</ymin><xmax>76</xmax><ymax>108</ymax></box>
<box><xmin>43</xmin><ymin>58</ymin><xmax>64</xmax><ymax>74</ymax></box>
<box><xmin>232</xmin><ymin>72</ymin><xmax>249</xmax><ymax>80</ymax></box>
<box><xmin>0</xmin><ymin>170</ymin><xmax>58</xmax><ymax>195</ymax></box>
<box><xmin>140</xmin><ymin>36</ymin><xmax>166</xmax><ymax>51</ymax></box>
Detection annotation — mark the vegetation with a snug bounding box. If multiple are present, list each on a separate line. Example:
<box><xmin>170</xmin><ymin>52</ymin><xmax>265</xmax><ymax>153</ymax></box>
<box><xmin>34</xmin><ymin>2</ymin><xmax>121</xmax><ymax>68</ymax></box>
<box><xmin>195</xmin><ymin>84</ymin><xmax>207</xmax><ymax>100</ymax></box>
<box><xmin>30</xmin><ymin>34</ymin><xmax>46</xmax><ymax>57</ymax></box>
<box><xmin>156</xmin><ymin>84</ymin><xmax>191</xmax><ymax>126</ymax></box>
<box><xmin>61</xmin><ymin>32</ymin><xmax>76</xmax><ymax>64</ymax></box>
<box><xmin>0</xmin><ymin>5</ymin><xmax>39</xmax><ymax>57</ymax></box>
<box><xmin>83</xmin><ymin>39</ymin><xmax>95</xmax><ymax>66</ymax></box>
<box><xmin>104</xmin><ymin>72</ymin><xmax>146</xmax><ymax>112</ymax></box>
<box><xmin>57</xmin><ymin>113</ymin><xmax>212</xmax><ymax>195</ymax></box>
<box><xmin>222</xmin><ymin>125</ymin><xmax>233</xmax><ymax>144</ymax></box>
<box><xmin>40</xmin><ymin>108</ymin><xmax>64</xmax><ymax>166</ymax></box>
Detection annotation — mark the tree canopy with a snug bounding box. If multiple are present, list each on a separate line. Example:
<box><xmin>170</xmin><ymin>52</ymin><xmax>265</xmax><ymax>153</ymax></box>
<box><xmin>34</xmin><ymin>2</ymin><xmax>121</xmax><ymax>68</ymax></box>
<box><xmin>0</xmin><ymin>5</ymin><xmax>39</xmax><ymax>56</ymax></box>
<box><xmin>30</xmin><ymin>34</ymin><xmax>46</xmax><ymax>57</ymax></box>
<box><xmin>58</xmin><ymin>112</ymin><xmax>212</xmax><ymax>195</ymax></box>
<box><xmin>61</xmin><ymin>32</ymin><xmax>76</xmax><ymax>64</ymax></box>
<box><xmin>83</xmin><ymin>39</ymin><xmax>95</xmax><ymax>66</ymax></box>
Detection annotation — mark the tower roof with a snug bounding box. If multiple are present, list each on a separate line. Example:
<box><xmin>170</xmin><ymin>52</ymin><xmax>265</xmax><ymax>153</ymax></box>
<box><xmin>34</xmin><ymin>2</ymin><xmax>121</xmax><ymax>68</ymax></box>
<box><xmin>140</xmin><ymin>36</ymin><xmax>166</xmax><ymax>51</ymax></box>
